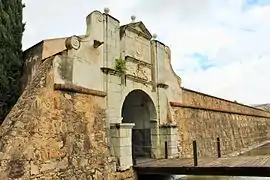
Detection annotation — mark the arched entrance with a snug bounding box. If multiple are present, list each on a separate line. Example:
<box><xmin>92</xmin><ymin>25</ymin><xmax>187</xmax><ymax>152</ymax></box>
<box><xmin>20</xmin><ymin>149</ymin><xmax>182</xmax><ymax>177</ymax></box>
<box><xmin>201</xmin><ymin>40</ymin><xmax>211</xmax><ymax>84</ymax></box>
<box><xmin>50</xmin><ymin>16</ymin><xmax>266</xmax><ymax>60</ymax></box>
<box><xmin>122</xmin><ymin>89</ymin><xmax>157</xmax><ymax>160</ymax></box>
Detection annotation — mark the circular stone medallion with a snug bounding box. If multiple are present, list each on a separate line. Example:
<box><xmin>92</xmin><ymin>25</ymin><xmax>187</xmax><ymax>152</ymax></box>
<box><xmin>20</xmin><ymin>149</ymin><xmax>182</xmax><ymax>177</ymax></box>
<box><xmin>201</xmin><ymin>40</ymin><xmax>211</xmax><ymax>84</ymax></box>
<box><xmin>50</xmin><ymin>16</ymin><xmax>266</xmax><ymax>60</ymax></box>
<box><xmin>65</xmin><ymin>36</ymin><xmax>80</xmax><ymax>50</ymax></box>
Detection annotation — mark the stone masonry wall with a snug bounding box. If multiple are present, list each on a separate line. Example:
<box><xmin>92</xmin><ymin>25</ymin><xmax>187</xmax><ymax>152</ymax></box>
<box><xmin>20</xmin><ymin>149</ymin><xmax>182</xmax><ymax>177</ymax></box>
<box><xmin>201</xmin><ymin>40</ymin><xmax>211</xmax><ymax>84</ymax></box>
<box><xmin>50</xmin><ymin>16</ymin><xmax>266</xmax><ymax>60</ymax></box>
<box><xmin>172</xmin><ymin>88</ymin><xmax>270</xmax><ymax>158</ymax></box>
<box><xmin>21</xmin><ymin>42</ymin><xmax>43</xmax><ymax>92</ymax></box>
<box><xmin>0</xmin><ymin>57</ymin><xmax>134</xmax><ymax>179</ymax></box>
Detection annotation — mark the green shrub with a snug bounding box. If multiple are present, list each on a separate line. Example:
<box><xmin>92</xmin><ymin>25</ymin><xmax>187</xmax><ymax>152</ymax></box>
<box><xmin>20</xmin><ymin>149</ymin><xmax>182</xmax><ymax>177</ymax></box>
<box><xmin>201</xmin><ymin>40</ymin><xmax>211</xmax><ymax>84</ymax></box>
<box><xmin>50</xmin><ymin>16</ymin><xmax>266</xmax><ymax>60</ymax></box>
<box><xmin>115</xmin><ymin>57</ymin><xmax>126</xmax><ymax>74</ymax></box>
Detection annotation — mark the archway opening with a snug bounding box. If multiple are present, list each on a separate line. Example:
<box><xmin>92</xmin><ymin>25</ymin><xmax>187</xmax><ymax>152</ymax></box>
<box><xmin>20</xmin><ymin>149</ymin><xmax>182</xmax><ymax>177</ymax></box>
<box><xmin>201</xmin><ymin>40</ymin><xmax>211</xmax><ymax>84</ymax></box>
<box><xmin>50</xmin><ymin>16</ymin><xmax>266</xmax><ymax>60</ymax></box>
<box><xmin>122</xmin><ymin>89</ymin><xmax>157</xmax><ymax>160</ymax></box>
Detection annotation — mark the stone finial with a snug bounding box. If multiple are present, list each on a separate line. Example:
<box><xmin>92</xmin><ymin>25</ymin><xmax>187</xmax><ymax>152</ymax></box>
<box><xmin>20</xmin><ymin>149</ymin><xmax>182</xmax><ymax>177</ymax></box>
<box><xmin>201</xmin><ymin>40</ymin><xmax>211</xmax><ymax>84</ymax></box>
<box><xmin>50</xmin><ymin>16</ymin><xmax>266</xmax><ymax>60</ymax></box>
<box><xmin>104</xmin><ymin>7</ymin><xmax>110</xmax><ymax>14</ymax></box>
<box><xmin>152</xmin><ymin>33</ymin><xmax>157</xmax><ymax>40</ymax></box>
<box><xmin>131</xmin><ymin>15</ymin><xmax>136</xmax><ymax>22</ymax></box>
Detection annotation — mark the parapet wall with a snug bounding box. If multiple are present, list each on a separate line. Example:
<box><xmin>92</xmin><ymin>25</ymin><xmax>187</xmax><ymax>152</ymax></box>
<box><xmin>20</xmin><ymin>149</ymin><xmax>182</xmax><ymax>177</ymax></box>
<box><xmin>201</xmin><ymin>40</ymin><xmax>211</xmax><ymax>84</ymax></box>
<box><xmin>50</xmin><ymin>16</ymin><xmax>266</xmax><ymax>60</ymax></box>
<box><xmin>21</xmin><ymin>38</ymin><xmax>67</xmax><ymax>92</ymax></box>
<box><xmin>180</xmin><ymin>88</ymin><xmax>270</xmax><ymax>117</ymax></box>
<box><xmin>171</xmin><ymin>88</ymin><xmax>270</xmax><ymax>158</ymax></box>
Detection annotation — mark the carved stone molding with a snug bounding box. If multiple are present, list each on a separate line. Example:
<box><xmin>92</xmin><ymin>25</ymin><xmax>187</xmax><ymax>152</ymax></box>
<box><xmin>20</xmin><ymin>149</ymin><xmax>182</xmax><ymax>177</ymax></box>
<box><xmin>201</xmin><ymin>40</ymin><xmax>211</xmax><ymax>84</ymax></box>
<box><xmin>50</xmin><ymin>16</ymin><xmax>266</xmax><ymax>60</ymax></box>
<box><xmin>125</xmin><ymin>56</ymin><xmax>152</xmax><ymax>69</ymax></box>
<box><xmin>126</xmin><ymin>26</ymin><xmax>152</xmax><ymax>40</ymax></box>
<box><xmin>65</xmin><ymin>36</ymin><xmax>81</xmax><ymax>50</ymax></box>
<box><xmin>54</xmin><ymin>83</ymin><xmax>107</xmax><ymax>97</ymax></box>
<box><xmin>157</xmin><ymin>83</ymin><xmax>169</xmax><ymax>89</ymax></box>
<box><xmin>100</xmin><ymin>67</ymin><xmax>153</xmax><ymax>86</ymax></box>
<box><xmin>101</xmin><ymin>67</ymin><xmax>121</xmax><ymax>76</ymax></box>
<box><xmin>120</xmin><ymin>21</ymin><xmax>152</xmax><ymax>40</ymax></box>
<box><xmin>96</xmin><ymin>13</ymin><xmax>103</xmax><ymax>22</ymax></box>
<box><xmin>126</xmin><ymin>74</ymin><xmax>152</xmax><ymax>85</ymax></box>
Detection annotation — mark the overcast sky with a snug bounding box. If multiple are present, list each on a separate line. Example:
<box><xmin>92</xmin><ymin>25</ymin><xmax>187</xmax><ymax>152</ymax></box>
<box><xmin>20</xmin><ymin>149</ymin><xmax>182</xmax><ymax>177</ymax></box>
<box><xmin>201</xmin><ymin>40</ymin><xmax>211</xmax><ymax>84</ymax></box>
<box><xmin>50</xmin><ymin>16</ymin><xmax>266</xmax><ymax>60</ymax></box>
<box><xmin>22</xmin><ymin>0</ymin><xmax>270</xmax><ymax>105</ymax></box>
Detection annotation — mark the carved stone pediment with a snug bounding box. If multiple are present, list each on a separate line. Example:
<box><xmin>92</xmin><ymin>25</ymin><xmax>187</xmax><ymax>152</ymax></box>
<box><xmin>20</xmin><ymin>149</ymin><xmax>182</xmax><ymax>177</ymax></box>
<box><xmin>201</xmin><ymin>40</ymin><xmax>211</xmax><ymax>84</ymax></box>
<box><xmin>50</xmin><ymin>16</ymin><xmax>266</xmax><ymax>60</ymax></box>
<box><xmin>120</xmin><ymin>21</ymin><xmax>152</xmax><ymax>40</ymax></box>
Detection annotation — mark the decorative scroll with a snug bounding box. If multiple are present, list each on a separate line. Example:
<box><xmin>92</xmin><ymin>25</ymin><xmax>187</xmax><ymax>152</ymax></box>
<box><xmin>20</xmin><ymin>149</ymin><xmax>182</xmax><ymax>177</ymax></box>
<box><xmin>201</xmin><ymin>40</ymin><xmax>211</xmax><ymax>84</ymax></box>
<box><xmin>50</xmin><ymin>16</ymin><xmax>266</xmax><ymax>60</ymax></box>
<box><xmin>65</xmin><ymin>36</ymin><xmax>80</xmax><ymax>50</ymax></box>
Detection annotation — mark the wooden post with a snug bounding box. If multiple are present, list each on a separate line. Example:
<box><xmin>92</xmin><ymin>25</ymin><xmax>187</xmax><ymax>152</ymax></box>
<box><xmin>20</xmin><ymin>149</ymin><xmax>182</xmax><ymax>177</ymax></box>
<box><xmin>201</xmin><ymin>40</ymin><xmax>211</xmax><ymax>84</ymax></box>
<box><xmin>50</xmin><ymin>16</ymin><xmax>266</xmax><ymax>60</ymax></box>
<box><xmin>193</xmin><ymin>140</ymin><xmax>198</xmax><ymax>166</ymax></box>
<box><xmin>217</xmin><ymin>137</ymin><xmax>221</xmax><ymax>158</ymax></box>
<box><xmin>165</xmin><ymin>141</ymin><xmax>168</xmax><ymax>159</ymax></box>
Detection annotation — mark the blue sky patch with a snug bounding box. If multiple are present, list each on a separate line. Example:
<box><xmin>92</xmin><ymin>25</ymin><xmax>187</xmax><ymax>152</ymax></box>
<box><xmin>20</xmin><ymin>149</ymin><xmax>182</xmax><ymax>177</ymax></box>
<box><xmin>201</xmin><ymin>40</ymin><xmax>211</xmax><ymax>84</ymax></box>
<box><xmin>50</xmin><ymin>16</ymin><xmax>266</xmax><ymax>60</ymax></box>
<box><xmin>246</xmin><ymin>0</ymin><xmax>260</xmax><ymax>5</ymax></box>
<box><xmin>187</xmin><ymin>52</ymin><xmax>217</xmax><ymax>70</ymax></box>
<box><xmin>246</xmin><ymin>0</ymin><xmax>270</xmax><ymax>5</ymax></box>
<box><xmin>243</xmin><ymin>0</ymin><xmax>270</xmax><ymax>10</ymax></box>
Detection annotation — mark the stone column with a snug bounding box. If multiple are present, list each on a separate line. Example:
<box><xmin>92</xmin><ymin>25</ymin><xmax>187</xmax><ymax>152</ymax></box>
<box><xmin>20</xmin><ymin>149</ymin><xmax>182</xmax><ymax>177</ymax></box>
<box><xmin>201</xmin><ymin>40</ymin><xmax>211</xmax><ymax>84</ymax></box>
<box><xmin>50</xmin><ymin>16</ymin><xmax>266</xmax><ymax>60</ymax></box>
<box><xmin>110</xmin><ymin>123</ymin><xmax>135</xmax><ymax>171</ymax></box>
<box><xmin>160</xmin><ymin>124</ymin><xmax>179</xmax><ymax>158</ymax></box>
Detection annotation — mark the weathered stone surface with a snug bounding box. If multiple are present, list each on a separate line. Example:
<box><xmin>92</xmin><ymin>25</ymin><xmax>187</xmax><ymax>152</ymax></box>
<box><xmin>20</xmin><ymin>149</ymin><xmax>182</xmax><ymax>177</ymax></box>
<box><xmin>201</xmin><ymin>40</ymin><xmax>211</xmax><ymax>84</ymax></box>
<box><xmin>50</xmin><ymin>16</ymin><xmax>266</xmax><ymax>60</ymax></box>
<box><xmin>0</xmin><ymin>57</ymin><xmax>134</xmax><ymax>179</ymax></box>
<box><xmin>40</xmin><ymin>162</ymin><xmax>57</xmax><ymax>173</ymax></box>
<box><xmin>30</xmin><ymin>161</ymin><xmax>39</xmax><ymax>175</ymax></box>
<box><xmin>181</xmin><ymin>88</ymin><xmax>270</xmax><ymax>117</ymax></box>
<box><xmin>112</xmin><ymin>169</ymin><xmax>136</xmax><ymax>180</ymax></box>
<box><xmin>2</xmin><ymin>8</ymin><xmax>270</xmax><ymax>180</ymax></box>
<box><xmin>173</xmin><ymin>89</ymin><xmax>270</xmax><ymax>158</ymax></box>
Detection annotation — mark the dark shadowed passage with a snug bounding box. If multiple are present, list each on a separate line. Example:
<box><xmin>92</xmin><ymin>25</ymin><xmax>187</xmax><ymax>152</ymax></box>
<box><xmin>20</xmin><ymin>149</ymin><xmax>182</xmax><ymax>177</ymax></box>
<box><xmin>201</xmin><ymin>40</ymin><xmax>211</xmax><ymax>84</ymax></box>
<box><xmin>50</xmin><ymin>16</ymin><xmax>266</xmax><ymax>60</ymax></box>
<box><xmin>122</xmin><ymin>89</ymin><xmax>157</xmax><ymax>160</ymax></box>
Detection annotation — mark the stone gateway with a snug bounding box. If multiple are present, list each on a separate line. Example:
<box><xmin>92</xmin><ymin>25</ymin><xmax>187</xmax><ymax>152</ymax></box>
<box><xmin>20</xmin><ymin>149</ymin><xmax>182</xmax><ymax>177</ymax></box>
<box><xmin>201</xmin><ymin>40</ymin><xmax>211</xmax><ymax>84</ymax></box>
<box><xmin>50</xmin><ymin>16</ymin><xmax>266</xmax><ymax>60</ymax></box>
<box><xmin>0</xmin><ymin>8</ymin><xmax>269</xmax><ymax>180</ymax></box>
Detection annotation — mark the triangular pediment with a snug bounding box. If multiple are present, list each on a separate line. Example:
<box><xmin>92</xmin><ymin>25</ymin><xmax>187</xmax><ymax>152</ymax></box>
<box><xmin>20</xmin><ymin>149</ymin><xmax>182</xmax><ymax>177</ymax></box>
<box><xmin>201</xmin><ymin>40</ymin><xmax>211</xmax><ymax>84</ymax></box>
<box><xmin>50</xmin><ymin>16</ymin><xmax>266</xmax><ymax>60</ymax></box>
<box><xmin>120</xmin><ymin>21</ymin><xmax>152</xmax><ymax>40</ymax></box>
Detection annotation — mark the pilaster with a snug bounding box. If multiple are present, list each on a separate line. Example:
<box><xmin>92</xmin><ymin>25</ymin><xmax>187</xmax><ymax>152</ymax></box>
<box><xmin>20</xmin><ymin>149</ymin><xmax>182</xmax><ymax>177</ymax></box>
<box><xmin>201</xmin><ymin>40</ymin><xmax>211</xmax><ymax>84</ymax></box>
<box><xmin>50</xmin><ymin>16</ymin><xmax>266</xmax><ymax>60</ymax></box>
<box><xmin>110</xmin><ymin>123</ymin><xmax>135</xmax><ymax>171</ymax></box>
<box><xmin>159</xmin><ymin>124</ymin><xmax>180</xmax><ymax>158</ymax></box>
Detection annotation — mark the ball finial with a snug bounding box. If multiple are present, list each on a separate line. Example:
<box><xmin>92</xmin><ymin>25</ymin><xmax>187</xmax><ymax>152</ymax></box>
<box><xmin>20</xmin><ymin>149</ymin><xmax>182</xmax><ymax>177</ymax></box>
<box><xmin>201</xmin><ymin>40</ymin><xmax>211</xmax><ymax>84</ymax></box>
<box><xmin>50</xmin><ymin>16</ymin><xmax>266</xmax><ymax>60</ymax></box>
<box><xmin>104</xmin><ymin>7</ymin><xmax>110</xmax><ymax>14</ymax></box>
<box><xmin>152</xmin><ymin>33</ymin><xmax>157</xmax><ymax>39</ymax></box>
<box><xmin>131</xmin><ymin>15</ymin><xmax>136</xmax><ymax>22</ymax></box>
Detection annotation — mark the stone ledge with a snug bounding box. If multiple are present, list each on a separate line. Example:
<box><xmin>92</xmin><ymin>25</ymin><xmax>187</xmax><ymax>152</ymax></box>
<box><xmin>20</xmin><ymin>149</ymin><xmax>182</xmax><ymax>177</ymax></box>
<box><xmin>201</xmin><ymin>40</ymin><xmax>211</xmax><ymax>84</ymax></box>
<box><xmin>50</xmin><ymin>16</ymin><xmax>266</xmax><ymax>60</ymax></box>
<box><xmin>157</xmin><ymin>83</ymin><xmax>169</xmax><ymax>89</ymax></box>
<box><xmin>125</xmin><ymin>56</ymin><xmax>152</xmax><ymax>69</ymax></box>
<box><xmin>101</xmin><ymin>67</ymin><xmax>123</xmax><ymax>76</ymax></box>
<box><xmin>110</xmin><ymin>123</ymin><xmax>135</xmax><ymax>129</ymax></box>
<box><xmin>159</xmin><ymin>124</ymin><xmax>177</xmax><ymax>128</ymax></box>
<box><xmin>101</xmin><ymin>67</ymin><xmax>154</xmax><ymax>87</ymax></box>
<box><xmin>126</xmin><ymin>74</ymin><xmax>152</xmax><ymax>85</ymax></box>
<box><xmin>170</xmin><ymin>101</ymin><xmax>270</xmax><ymax>119</ymax></box>
<box><xmin>54</xmin><ymin>83</ymin><xmax>107</xmax><ymax>97</ymax></box>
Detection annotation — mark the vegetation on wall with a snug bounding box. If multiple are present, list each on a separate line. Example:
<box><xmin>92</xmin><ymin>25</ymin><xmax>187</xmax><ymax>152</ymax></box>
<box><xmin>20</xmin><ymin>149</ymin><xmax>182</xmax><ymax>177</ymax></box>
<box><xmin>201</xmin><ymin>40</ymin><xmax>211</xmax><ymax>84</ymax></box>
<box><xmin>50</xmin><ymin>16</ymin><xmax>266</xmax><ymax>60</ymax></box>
<box><xmin>0</xmin><ymin>0</ymin><xmax>25</xmax><ymax>123</ymax></box>
<box><xmin>115</xmin><ymin>57</ymin><xmax>126</xmax><ymax>74</ymax></box>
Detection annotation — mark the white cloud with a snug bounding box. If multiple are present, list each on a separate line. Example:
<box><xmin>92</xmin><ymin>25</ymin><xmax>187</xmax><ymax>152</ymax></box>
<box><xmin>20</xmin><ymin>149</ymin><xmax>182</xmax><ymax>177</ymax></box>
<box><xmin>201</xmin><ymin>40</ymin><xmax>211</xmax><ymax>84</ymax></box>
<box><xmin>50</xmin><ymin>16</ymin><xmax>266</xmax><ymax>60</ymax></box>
<box><xmin>22</xmin><ymin>0</ymin><xmax>270</xmax><ymax>105</ymax></box>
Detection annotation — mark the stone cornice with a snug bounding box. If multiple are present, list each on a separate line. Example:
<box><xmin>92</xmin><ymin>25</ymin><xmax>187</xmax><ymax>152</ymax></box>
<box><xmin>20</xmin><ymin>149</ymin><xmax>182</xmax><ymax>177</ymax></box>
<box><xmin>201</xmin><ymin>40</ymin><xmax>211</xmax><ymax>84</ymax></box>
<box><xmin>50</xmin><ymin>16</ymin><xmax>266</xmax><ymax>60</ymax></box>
<box><xmin>159</xmin><ymin>124</ymin><xmax>177</xmax><ymax>128</ymax></box>
<box><xmin>120</xmin><ymin>21</ymin><xmax>152</xmax><ymax>40</ymax></box>
<box><xmin>170</xmin><ymin>101</ymin><xmax>270</xmax><ymax>119</ymax></box>
<box><xmin>125</xmin><ymin>56</ymin><xmax>152</xmax><ymax>69</ymax></box>
<box><xmin>110</xmin><ymin>123</ymin><xmax>135</xmax><ymax>129</ymax></box>
<box><xmin>100</xmin><ymin>67</ymin><xmax>122</xmax><ymax>76</ymax></box>
<box><xmin>54</xmin><ymin>83</ymin><xmax>107</xmax><ymax>97</ymax></box>
<box><xmin>100</xmin><ymin>67</ymin><xmax>153</xmax><ymax>86</ymax></box>
<box><xmin>126</xmin><ymin>74</ymin><xmax>152</xmax><ymax>85</ymax></box>
<box><xmin>157</xmin><ymin>83</ymin><xmax>169</xmax><ymax>89</ymax></box>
